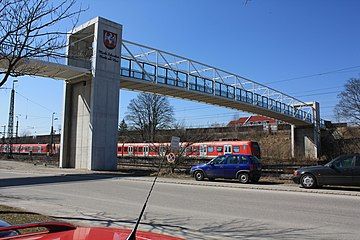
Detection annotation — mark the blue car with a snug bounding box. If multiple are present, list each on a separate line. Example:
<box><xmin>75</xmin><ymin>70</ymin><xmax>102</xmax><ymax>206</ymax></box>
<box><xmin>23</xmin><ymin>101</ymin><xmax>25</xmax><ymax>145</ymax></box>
<box><xmin>190</xmin><ymin>154</ymin><xmax>262</xmax><ymax>183</ymax></box>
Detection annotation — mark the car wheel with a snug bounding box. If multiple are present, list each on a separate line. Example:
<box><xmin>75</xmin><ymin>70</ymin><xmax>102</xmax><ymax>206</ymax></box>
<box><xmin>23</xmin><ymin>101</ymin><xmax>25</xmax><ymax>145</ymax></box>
<box><xmin>194</xmin><ymin>171</ymin><xmax>204</xmax><ymax>181</ymax></box>
<box><xmin>238</xmin><ymin>172</ymin><xmax>249</xmax><ymax>184</ymax></box>
<box><xmin>300</xmin><ymin>173</ymin><xmax>317</xmax><ymax>188</ymax></box>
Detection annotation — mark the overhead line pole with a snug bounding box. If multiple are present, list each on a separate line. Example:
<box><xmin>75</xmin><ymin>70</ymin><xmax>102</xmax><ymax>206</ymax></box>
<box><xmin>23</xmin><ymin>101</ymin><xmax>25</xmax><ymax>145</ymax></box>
<box><xmin>7</xmin><ymin>80</ymin><xmax>18</xmax><ymax>158</ymax></box>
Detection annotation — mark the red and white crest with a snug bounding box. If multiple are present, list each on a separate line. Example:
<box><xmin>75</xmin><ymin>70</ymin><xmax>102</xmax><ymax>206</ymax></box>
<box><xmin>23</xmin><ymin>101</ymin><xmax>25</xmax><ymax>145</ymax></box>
<box><xmin>103</xmin><ymin>30</ymin><xmax>117</xmax><ymax>49</ymax></box>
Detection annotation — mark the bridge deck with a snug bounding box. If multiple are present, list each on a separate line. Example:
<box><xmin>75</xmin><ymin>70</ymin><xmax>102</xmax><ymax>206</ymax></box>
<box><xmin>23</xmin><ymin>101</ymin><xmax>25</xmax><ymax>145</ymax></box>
<box><xmin>0</xmin><ymin>58</ymin><xmax>91</xmax><ymax>81</ymax></box>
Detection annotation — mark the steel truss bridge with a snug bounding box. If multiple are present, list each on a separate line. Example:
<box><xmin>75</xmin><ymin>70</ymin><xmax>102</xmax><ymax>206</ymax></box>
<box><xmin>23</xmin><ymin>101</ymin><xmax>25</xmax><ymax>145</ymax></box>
<box><xmin>120</xmin><ymin>40</ymin><xmax>317</xmax><ymax>126</ymax></box>
<box><xmin>1</xmin><ymin>39</ymin><xmax>319</xmax><ymax>127</ymax></box>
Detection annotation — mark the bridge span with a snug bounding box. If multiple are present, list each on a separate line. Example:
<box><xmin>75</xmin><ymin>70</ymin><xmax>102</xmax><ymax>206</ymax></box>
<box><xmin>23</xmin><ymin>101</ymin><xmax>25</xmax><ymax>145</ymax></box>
<box><xmin>1</xmin><ymin>17</ymin><xmax>321</xmax><ymax>170</ymax></box>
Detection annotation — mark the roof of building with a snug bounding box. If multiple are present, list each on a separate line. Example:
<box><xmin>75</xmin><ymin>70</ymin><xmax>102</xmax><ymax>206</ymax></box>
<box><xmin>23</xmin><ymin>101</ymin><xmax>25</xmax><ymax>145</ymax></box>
<box><xmin>228</xmin><ymin>115</ymin><xmax>277</xmax><ymax>126</ymax></box>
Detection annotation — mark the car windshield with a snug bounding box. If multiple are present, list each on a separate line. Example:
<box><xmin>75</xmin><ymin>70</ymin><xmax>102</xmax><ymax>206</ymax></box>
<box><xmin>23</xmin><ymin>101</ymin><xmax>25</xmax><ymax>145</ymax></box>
<box><xmin>209</xmin><ymin>155</ymin><xmax>227</xmax><ymax>164</ymax></box>
<box><xmin>326</xmin><ymin>155</ymin><xmax>352</xmax><ymax>166</ymax></box>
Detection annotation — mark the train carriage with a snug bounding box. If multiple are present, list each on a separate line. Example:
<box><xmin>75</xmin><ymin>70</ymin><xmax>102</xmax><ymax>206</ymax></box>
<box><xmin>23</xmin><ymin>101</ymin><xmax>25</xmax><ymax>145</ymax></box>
<box><xmin>2</xmin><ymin>141</ymin><xmax>260</xmax><ymax>159</ymax></box>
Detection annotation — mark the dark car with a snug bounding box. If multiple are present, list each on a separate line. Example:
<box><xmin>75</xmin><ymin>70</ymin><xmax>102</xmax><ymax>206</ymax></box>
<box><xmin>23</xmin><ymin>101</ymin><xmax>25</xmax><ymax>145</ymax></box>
<box><xmin>293</xmin><ymin>154</ymin><xmax>360</xmax><ymax>188</ymax></box>
<box><xmin>190</xmin><ymin>154</ymin><xmax>262</xmax><ymax>183</ymax></box>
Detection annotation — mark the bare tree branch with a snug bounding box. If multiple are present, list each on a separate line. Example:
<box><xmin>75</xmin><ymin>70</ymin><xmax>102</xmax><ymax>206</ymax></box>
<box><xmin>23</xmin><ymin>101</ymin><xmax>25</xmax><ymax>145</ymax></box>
<box><xmin>0</xmin><ymin>0</ymin><xmax>86</xmax><ymax>87</ymax></box>
<box><xmin>125</xmin><ymin>93</ymin><xmax>175</xmax><ymax>142</ymax></box>
<box><xmin>335</xmin><ymin>78</ymin><xmax>360</xmax><ymax>126</ymax></box>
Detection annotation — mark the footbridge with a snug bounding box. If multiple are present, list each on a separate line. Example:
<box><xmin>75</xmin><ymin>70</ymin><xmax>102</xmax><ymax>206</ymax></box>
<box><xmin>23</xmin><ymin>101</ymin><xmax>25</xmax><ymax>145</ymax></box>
<box><xmin>1</xmin><ymin>17</ymin><xmax>321</xmax><ymax>170</ymax></box>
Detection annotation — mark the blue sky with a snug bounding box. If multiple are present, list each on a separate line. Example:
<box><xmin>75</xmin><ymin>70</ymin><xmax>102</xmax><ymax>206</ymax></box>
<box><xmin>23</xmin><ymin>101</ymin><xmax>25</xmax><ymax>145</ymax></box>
<box><xmin>1</xmin><ymin>0</ymin><xmax>360</xmax><ymax>136</ymax></box>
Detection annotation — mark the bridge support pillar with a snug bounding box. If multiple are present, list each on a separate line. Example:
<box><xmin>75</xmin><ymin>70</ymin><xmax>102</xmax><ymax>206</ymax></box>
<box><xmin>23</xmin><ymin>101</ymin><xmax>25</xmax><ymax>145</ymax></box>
<box><xmin>60</xmin><ymin>17</ymin><xmax>122</xmax><ymax>170</ymax></box>
<box><xmin>291</xmin><ymin>102</ymin><xmax>321</xmax><ymax>159</ymax></box>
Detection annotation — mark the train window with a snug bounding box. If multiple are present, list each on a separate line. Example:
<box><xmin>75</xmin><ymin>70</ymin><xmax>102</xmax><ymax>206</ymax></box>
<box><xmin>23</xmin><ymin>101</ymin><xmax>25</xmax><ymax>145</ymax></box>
<box><xmin>118</xmin><ymin>147</ymin><xmax>122</xmax><ymax>151</ymax></box>
<box><xmin>233</xmin><ymin>146</ymin><xmax>240</xmax><ymax>153</ymax></box>
<box><xmin>207</xmin><ymin>146</ymin><xmax>214</xmax><ymax>153</ymax></box>
<box><xmin>216</xmin><ymin>146</ymin><xmax>223</xmax><ymax>152</ymax></box>
<box><xmin>242</xmin><ymin>145</ymin><xmax>247</xmax><ymax>150</ymax></box>
<box><xmin>124</xmin><ymin>147</ymin><xmax>128</xmax><ymax>152</ymax></box>
<box><xmin>192</xmin><ymin>146</ymin><xmax>198</xmax><ymax>152</ymax></box>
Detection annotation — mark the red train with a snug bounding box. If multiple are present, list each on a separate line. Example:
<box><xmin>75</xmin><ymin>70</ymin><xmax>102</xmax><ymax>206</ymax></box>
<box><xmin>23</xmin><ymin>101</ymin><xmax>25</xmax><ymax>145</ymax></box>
<box><xmin>1</xmin><ymin>140</ymin><xmax>261</xmax><ymax>159</ymax></box>
<box><xmin>0</xmin><ymin>143</ymin><xmax>60</xmax><ymax>155</ymax></box>
<box><xmin>117</xmin><ymin>141</ymin><xmax>261</xmax><ymax>159</ymax></box>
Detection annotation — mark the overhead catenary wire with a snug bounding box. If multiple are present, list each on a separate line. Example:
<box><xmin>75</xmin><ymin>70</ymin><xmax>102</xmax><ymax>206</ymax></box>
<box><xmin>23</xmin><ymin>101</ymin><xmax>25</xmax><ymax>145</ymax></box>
<box><xmin>15</xmin><ymin>91</ymin><xmax>56</xmax><ymax>113</ymax></box>
<box><xmin>265</xmin><ymin>65</ymin><xmax>360</xmax><ymax>85</ymax></box>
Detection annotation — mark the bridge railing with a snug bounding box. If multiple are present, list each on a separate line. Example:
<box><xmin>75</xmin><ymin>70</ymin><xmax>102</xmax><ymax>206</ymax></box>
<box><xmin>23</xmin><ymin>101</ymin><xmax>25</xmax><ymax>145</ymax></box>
<box><xmin>120</xmin><ymin>56</ymin><xmax>313</xmax><ymax>123</ymax></box>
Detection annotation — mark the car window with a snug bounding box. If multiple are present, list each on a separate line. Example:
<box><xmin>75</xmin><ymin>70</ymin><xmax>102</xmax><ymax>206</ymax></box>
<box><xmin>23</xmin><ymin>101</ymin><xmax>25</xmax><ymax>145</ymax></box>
<box><xmin>227</xmin><ymin>155</ymin><xmax>238</xmax><ymax>164</ymax></box>
<box><xmin>211</xmin><ymin>156</ymin><xmax>227</xmax><ymax>164</ymax></box>
<box><xmin>250</xmin><ymin>156</ymin><xmax>261</xmax><ymax>163</ymax></box>
<box><xmin>355</xmin><ymin>156</ymin><xmax>360</xmax><ymax>167</ymax></box>
<box><xmin>238</xmin><ymin>155</ymin><xmax>248</xmax><ymax>164</ymax></box>
<box><xmin>334</xmin><ymin>156</ymin><xmax>354</xmax><ymax>168</ymax></box>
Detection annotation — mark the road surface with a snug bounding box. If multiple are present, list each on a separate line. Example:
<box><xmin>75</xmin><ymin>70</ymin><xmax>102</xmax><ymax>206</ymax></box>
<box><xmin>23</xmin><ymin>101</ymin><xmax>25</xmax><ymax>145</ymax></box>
<box><xmin>0</xmin><ymin>161</ymin><xmax>359</xmax><ymax>239</ymax></box>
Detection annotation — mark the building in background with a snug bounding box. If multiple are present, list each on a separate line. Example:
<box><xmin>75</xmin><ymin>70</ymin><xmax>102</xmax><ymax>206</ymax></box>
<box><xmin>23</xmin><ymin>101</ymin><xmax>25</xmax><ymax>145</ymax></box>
<box><xmin>227</xmin><ymin>115</ymin><xmax>283</xmax><ymax>127</ymax></box>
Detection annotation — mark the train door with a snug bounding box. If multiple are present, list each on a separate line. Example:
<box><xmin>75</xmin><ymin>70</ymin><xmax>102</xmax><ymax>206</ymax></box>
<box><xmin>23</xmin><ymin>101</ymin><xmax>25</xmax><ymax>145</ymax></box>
<box><xmin>159</xmin><ymin>145</ymin><xmax>166</xmax><ymax>156</ymax></box>
<box><xmin>224</xmin><ymin>145</ymin><xmax>232</xmax><ymax>154</ymax></box>
<box><xmin>144</xmin><ymin>145</ymin><xmax>149</xmax><ymax>157</ymax></box>
<box><xmin>199</xmin><ymin>145</ymin><xmax>207</xmax><ymax>157</ymax></box>
<box><xmin>128</xmin><ymin>146</ymin><xmax>133</xmax><ymax>156</ymax></box>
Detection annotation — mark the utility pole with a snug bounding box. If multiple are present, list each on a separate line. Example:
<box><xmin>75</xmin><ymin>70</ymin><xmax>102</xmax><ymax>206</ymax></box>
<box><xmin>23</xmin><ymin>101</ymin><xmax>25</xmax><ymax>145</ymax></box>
<box><xmin>7</xmin><ymin>80</ymin><xmax>18</xmax><ymax>158</ymax></box>
<box><xmin>1</xmin><ymin>125</ymin><xmax>5</xmax><ymax>145</ymax></box>
<box><xmin>50</xmin><ymin>112</ymin><xmax>58</xmax><ymax>154</ymax></box>
<box><xmin>15</xmin><ymin>116</ymin><xmax>19</xmax><ymax>142</ymax></box>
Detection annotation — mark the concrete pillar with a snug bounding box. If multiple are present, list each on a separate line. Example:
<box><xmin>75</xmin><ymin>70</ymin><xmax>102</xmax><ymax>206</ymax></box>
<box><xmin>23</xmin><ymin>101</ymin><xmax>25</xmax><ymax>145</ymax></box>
<box><xmin>60</xmin><ymin>17</ymin><xmax>122</xmax><ymax>170</ymax></box>
<box><xmin>291</xmin><ymin>102</ymin><xmax>321</xmax><ymax>159</ymax></box>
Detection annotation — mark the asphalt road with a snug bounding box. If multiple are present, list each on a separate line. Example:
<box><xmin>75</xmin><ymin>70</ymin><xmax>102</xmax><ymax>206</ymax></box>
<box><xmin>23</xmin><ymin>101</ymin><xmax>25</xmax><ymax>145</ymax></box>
<box><xmin>0</xmin><ymin>163</ymin><xmax>359</xmax><ymax>239</ymax></box>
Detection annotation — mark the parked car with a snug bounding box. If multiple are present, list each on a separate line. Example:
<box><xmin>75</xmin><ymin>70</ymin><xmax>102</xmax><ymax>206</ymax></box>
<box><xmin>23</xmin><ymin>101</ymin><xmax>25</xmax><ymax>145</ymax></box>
<box><xmin>0</xmin><ymin>221</ymin><xmax>183</xmax><ymax>240</ymax></box>
<box><xmin>293</xmin><ymin>154</ymin><xmax>360</xmax><ymax>188</ymax></box>
<box><xmin>190</xmin><ymin>154</ymin><xmax>262</xmax><ymax>183</ymax></box>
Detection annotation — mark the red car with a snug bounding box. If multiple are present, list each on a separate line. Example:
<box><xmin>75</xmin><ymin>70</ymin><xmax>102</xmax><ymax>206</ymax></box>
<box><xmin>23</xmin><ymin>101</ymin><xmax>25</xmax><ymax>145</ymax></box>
<box><xmin>0</xmin><ymin>221</ymin><xmax>183</xmax><ymax>240</ymax></box>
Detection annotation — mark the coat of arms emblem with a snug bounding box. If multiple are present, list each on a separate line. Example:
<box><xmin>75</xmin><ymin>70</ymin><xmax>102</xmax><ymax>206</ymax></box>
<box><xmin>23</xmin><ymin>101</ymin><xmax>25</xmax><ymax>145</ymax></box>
<box><xmin>103</xmin><ymin>30</ymin><xmax>117</xmax><ymax>49</ymax></box>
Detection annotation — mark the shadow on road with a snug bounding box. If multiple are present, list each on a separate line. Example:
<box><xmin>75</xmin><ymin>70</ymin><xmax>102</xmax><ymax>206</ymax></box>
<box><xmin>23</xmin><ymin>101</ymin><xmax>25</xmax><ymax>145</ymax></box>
<box><xmin>208</xmin><ymin>179</ymin><xmax>283</xmax><ymax>185</ymax></box>
<box><xmin>51</xmin><ymin>213</ymin><xmax>346</xmax><ymax>240</ymax></box>
<box><xmin>320</xmin><ymin>185</ymin><xmax>360</xmax><ymax>192</ymax></box>
<box><xmin>0</xmin><ymin>170</ymin><xmax>153</xmax><ymax>188</ymax></box>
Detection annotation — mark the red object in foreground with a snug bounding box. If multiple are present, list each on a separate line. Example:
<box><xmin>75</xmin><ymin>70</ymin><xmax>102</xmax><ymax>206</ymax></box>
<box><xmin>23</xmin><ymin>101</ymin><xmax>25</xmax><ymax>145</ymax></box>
<box><xmin>0</xmin><ymin>222</ymin><xmax>183</xmax><ymax>240</ymax></box>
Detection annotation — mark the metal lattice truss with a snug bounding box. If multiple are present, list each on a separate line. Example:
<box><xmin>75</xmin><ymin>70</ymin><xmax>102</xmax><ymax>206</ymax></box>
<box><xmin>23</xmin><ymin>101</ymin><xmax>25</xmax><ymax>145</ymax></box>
<box><xmin>121</xmin><ymin>40</ymin><xmax>315</xmax><ymax>124</ymax></box>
